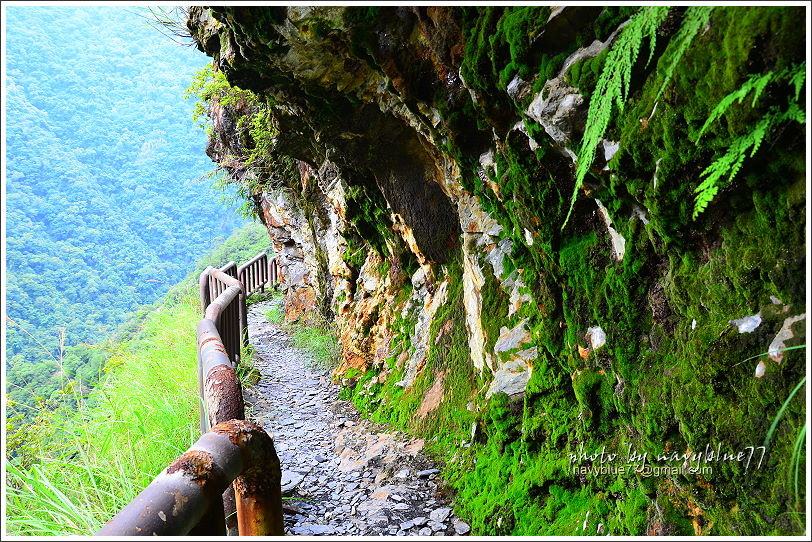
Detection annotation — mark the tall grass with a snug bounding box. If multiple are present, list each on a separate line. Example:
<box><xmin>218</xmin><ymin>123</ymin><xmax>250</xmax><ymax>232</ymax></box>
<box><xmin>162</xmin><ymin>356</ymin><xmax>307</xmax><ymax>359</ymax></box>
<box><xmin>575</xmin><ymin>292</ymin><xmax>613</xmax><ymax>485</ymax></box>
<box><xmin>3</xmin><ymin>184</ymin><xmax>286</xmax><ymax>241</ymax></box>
<box><xmin>262</xmin><ymin>293</ymin><xmax>340</xmax><ymax>369</ymax></box>
<box><xmin>5</xmin><ymin>288</ymin><xmax>201</xmax><ymax>536</ymax></box>
<box><xmin>290</xmin><ymin>325</ymin><xmax>342</xmax><ymax>369</ymax></box>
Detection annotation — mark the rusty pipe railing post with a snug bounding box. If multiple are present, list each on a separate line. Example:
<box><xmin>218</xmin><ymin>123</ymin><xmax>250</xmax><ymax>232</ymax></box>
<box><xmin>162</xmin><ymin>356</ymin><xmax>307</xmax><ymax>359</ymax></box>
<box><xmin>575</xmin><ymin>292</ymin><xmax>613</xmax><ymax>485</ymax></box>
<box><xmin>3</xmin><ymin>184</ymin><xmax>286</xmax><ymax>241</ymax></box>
<box><xmin>96</xmin><ymin>420</ymin><xmax>282</xmax><ymax>536</ymax></box>
<box><xmin>205</xmin><ymin>278</ymin><xmax>245</xmax><ymax>367</ymax></box>
<box><xmin>196</xmin><ymin>316</ymin><xmax>247</xmax><ymax>535</ymax></box>
<box><xmin>199</xmin><ymin>267</ymin><xmax>212</xmax><ymax>315</ymax></box>
<box><xmin>197</xmin><ymin>318</ymin><xmax>244</xmax><ymax>427</ymax></box>
<box><xmin>210</xmin><ymin>267</ymin><xmax>247</xmax><ymax>354</ymax></box>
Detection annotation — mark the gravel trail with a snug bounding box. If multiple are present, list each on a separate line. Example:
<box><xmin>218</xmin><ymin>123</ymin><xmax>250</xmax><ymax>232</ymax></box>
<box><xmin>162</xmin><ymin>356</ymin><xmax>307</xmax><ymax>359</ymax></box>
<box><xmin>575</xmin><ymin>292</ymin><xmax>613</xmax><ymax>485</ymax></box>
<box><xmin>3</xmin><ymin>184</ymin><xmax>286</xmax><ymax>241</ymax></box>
<box><xmin>244</xmin><ymin>300</ymin><xmax>471</xmax><ymax>536</ymax></box>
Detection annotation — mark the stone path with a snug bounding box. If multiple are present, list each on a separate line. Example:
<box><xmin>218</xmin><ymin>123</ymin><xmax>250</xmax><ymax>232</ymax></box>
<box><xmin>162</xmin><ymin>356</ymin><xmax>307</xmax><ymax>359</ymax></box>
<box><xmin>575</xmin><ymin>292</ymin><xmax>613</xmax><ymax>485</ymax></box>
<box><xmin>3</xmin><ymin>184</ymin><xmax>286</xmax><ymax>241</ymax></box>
<box><xmin>244</xmin><ymin>300</ymin><xmax>471</xmax><ymax>536</ymax></box>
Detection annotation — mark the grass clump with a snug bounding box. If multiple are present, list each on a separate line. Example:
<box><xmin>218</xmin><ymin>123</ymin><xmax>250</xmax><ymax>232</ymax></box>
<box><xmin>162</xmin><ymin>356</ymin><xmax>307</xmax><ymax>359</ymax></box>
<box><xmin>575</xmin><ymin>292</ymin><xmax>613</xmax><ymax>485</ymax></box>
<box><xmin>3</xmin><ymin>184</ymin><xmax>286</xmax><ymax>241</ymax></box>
<box><xmin>289</xmin><ymin>324</ymin><xmax>342</xmax><ymax>369</ymax></box>
<box><xmin>5</xmin><ymin>286</ymin><xmax>201</xmax><ymax>536</ymax></box>
<box><xmin>264</xmin><ymin>296</ymin><xmax>341</xmax><ymax>369</ymax></box>
<box><xmin>265</xmin><ymin>305</ymin><xmax>285</xmax><ymax>324</ymax></box>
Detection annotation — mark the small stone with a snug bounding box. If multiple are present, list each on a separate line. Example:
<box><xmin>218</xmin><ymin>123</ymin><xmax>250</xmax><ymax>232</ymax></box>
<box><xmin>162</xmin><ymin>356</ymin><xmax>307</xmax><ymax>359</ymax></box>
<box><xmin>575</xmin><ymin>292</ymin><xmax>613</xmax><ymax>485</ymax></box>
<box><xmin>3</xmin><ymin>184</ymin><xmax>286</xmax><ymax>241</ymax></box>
<box><xmin>315</xmin><ymin>454</ymin><xmax>329</xmax><ymax>463</ymax></box>
<box><xmin>400</xmin><ymin>520</ymin><xmax>415</xmax><ymax>530</ymax></box>
<box><xmin>430</xmin><ymin>507</ymin><xmax>452</xmax><ymax>522</ymax></box>
<box><xmin>453</xmin><ymin>520</ymin><xmax>471</xmax><ymax>535</ymax></box>
<box><xmin>280</xmin><ymin>471</ymin><xmax>305</xmax><ymax>495</ymax></box>
<box><xmin>585</xmin><ymin>326</ymin><xmax>606</xmax><ymax>350</ymax></box>
<box><xmin>429</xmin><ymin>520</ymin><xmax>445</xmax><ymax>532</ymax></box>
<box><xmin>412</xmin><ymin>516</ymin><xmax>428</xmax><ymax>527</ymax></box>
<box><xmin>395</xmin><ymin>468</ymin><xmax>410</xmax><ymax>479</ymax></box>
<box><xmin>391</xmin><ymin>493</ymin><xmax>404</xmax><ymax>502</ymax></box>
<box><xmin>416</xmin><ymin>468</ymin><xmax>439</xmax><ymax>478</ymax></box>
<box><xmin>291</xmin><ymin>524</ymin><xmax>335</xmax><ymax>535</ymax></box>
<box><xmin>418</xmin><ymin>527</ymin><xmax>433</xmax><ymax>536</ymax></box>
<box><xmin>393</xmin><ymin>503</ymin><xmax>410</xmax><ymax>510</ymax></box>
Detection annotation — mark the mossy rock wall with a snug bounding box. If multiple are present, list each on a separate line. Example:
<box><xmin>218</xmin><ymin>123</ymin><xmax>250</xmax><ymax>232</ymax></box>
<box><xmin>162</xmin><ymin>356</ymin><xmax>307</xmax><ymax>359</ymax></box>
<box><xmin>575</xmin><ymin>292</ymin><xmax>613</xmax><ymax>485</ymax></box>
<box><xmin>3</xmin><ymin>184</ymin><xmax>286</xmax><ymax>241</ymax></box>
<box><xmin>189</xmin><ymin>6</ymin><xmax>806</xmax><ymax>535</ymax></box>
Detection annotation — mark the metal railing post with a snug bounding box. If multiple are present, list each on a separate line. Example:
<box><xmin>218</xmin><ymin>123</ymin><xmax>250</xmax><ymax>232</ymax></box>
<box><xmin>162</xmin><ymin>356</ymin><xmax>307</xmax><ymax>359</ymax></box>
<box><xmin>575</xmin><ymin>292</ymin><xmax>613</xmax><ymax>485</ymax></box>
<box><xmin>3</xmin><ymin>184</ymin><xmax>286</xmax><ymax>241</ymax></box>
<box><xmin>199</xmin><ymin>267</ymin><xmax>211</xmax><ymax>315</ymax></box>
<box><xmin>96</xmin><ymin>420</ymin><xmax>282</xmax><ymax>536</ymax></box>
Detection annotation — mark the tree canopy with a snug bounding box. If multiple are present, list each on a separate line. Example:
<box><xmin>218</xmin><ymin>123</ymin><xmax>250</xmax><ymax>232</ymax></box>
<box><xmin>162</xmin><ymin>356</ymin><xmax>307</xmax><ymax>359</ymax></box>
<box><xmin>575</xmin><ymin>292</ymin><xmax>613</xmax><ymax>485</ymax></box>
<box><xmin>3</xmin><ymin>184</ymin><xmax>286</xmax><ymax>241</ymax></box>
<box><xmin>4</xmin><ymin>6</ymin><xmax>245</xmax><ymax>410</ymax></box>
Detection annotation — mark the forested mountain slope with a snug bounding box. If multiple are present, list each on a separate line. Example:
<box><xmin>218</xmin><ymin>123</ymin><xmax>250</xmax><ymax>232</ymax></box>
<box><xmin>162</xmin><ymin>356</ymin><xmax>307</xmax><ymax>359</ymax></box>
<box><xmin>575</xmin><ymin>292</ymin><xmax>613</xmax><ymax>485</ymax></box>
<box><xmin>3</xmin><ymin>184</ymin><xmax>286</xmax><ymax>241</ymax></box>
<box><xmin>4</xmin><ymin>7</ymin><xmax>243</xmax><ymax>409</ymax></box>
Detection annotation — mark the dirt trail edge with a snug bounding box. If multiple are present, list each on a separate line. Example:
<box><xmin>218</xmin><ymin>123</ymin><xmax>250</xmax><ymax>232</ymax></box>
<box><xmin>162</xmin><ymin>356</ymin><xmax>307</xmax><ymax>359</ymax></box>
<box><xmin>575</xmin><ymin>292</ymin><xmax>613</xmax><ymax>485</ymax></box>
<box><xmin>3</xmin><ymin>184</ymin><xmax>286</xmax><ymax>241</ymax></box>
<box><xmin>244</xmin><ymin>300</ymin><xmax>471</xmax><ymax>536</ymax></box>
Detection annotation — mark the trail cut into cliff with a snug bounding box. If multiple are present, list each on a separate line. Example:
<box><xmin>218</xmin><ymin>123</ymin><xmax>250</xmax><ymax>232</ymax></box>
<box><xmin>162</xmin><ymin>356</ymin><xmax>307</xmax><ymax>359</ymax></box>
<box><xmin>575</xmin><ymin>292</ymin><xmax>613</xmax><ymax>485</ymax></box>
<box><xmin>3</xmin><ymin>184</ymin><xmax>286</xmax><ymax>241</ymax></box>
<box><xmin>187</xmin><ymin>6</ymin><xmax>807</xmax><ymax>536</ymax></box>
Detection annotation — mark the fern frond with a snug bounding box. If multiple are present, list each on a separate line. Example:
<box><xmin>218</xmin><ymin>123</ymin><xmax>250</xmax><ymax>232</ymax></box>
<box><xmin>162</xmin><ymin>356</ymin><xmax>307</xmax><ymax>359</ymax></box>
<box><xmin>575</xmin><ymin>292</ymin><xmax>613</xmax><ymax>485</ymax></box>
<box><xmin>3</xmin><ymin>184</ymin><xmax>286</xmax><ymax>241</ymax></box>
<box><xmin>693</xmin><ymin>105</ymin><xmax>803</xmax><ymax>219</ymax></box>
<box><xmin>562</xmin><ymin>6</ymin><xmax>670</xmax><ymax>229</ymax></box>
<box><xmin>697</xmin><ymin>63</ymin><xmax>806</xmax><ymax>140</ymax></box>
<box><xmin>697</xmin><ymin>71</ymin><xmax>776</xmax><ymax>138</ymax></box>
<box><xmin>788</xmin><ymin>62</ymin><xmax>806</xmax><ymax>101</ymax></box>
<box><xmin>655</xmin><ymin>6</ymin><xmax>715</xmax><ymax>101</ymax></box>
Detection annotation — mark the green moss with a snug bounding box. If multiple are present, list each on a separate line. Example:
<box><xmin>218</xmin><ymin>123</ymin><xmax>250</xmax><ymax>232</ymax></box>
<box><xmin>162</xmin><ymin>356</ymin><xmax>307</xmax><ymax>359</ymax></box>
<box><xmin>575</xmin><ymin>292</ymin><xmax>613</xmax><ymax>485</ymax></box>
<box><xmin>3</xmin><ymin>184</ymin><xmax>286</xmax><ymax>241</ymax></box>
<box><xmin>566</xmin><ymin>48</ymin><xmax>609</xmax><ymax>98</ymax></box>
<box><xmin>343</xmin><ymin>182</ymin><xmax>393</xmax><ymax>262</ymax></box>
<box><xmin>341</xmin><ymin>233</ymin><xmax>367</xmax><ymax>270</ymax></box>
<box><xmin>610</xmin><ymin>6</ymin><xmax>806</xmax><ymax>242</ymax></box>
<box><xmin>480</xmin><ymin>262</ymin><xmax>510</xmax><ymax>355</ymax></box>
<box><xmin>202</xmin><ymin>5</ymin><xmax>806</xmax><ymax>536</ymax></box>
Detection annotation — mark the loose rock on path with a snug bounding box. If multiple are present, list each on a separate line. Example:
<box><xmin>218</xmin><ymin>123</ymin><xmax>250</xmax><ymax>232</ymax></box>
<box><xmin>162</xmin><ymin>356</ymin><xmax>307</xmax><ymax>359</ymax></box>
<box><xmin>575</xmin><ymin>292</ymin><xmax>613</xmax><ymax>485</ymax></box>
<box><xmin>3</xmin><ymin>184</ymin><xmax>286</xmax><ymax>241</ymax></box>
<box><xmin>244</xmin><ymin>300</ymin><xmax>471</xmax><ymax>536</ymax></box>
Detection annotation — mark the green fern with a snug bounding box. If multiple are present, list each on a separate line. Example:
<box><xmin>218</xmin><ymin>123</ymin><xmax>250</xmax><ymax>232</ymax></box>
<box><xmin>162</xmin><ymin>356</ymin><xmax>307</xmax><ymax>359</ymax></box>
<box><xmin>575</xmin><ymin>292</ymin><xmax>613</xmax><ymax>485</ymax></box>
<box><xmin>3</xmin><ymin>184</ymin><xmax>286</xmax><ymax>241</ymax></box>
<box><xmin>654</xmin><ymin>6</ymin><xmax>714</xmax><ymax>100</ymax></box>
<box><xmin>698</xmin><ymin>71</ymin><xmax>777</xmax><ymax>139</ymax></box>
<box><xmin>562</xmin><ymin>7</ymin><xmax>669</xmax><ymax>229</ymax></box>
<box><xmin>693</xmin><ymin>63</ymin><xmax>806</xmax><ymax>218</ymax></box>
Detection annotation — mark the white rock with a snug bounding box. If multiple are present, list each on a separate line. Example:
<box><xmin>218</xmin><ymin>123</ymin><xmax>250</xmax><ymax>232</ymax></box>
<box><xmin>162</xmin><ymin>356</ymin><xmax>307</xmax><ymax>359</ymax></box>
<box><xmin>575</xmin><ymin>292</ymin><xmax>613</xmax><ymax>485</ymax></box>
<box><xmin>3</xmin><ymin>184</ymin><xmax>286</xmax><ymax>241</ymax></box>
<box><xmin>585</xmin><ymin>326</ymin><xmax>606</xmax><ymax>350</ymax></box>
<box><xmin>401</xmin><ymin>280</ymin><xmax>449</xmax><ymax>387</ymax></box>
<box><xmin>430</xmin><ymin>508</ymin><xmax>452</xmax><ymax>522</ymax></box>
<box><xmin>463</xmin><ymin>242</ymin><xmax>488</xmax><ymax>372</ymax></box>
<box><xmin>281</xmin><ymin>471</ymin><xmax>305</xmax><ymax>494</ymax></box>
<box><xmin>453</xmin><ymin>520</ymin><xmax>471</xmax><ymax>535</ymax></box>
<box><xmin>479</xmin><ymin>150</ymin><xmax>495</xmax><ymax>169</ymax></box>
<box><xmin>506</xmin><ymin>75</ymin><xmax>527</xmax><ymax>100</ymax></box>
<box><xmin>631</xmin><ymin>205</ymin><xmax>649</xmax><ymax>225</ymax></box>
<box><xmin>524</xmin><ymin>228</ymin><xmax>534</xmax><ymax>246</ymax></box>
<box><xmin>601</xmin><ymin>140</ymin><xmax>619</xmax><ymax>171</ymax></box>
<box><xmin>652</xmin><ymin>158</ymin><xmax>662</xmax><ymax>190</ymax></box>
<box><xmin>754</xmin><ymin>360</ymin><xmax>766</xmax><ymax>378</ymax></box>
<box><xmin>494</xmin><ymin>319</ymin><xmax>532</xmax><ymax>353</ymax></box>
<box><xmin>729</xmin><ymin>313</ymin><xmax>762</xmax><ymax>333</ymax></box>
<box><xmin>768</xmin><ymin>313</ymin><xmax>805</xmax><ymax>362</ymax></box>
<box><xmin>595</xmin><ymin>199</ymin><xmax>626</xmax><ymax>261</ymax></box>
<box><xmin>486</xmin><ymin>351</ymin><xmax>535</xmax><ymax>399</ymax></box>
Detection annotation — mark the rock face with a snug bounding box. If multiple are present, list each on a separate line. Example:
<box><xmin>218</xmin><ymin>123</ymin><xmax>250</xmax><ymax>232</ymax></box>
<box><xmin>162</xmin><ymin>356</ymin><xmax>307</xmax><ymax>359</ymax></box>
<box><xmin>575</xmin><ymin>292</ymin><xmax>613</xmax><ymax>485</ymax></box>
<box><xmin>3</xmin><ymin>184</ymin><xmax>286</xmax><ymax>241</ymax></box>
<box><xmin>187</xmin><ymin>6</ymin><xmax>806</xmax><ymax>536</ymax></box>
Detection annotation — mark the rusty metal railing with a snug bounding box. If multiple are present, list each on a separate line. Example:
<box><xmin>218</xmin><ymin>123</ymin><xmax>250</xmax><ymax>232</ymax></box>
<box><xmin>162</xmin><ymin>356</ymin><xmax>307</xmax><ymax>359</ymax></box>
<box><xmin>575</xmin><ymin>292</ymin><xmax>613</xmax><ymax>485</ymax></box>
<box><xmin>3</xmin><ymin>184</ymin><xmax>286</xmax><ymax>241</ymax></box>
<box><xmin>270</xmin><ymin>256</ymin><xmax>279</xmax><ymax>286</ymax></box>
<box><xmin>199</xmin><ymin>255</ymin><xmax>280</xmax><ymax>366</ymax></box>
<box><xmin>95</xmin><ymin>419</ymin><xmax>282</xmax><ymax>536</ymax></box>
<box><xmin>199</xmin><ymin>261</ymin><xmax>238</xmax><ymax>318</ymax></box>
<box><xmin>199</xmin><ymin>265</ymin><xmax>246</xmax><ymax>367</ymax></box>
<box><xmin>238</xmin><ymin>253</ymin><xmax>269</xmax><ymax>298</ymax></box>
<box><xmin>97</xmin><ymin>253</ymin><xmax>284</xmax><ymax>536</ymax></box>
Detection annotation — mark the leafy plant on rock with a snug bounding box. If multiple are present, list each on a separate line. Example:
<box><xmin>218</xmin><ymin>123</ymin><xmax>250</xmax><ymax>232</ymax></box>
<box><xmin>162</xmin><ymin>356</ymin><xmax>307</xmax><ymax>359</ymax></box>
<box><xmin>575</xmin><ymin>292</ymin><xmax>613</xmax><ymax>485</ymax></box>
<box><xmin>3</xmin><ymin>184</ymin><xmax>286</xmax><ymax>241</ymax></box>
<box><xmin>692</xmin><ymin>63</ymin><xmax>806</xmax><ymax>218</ymax></box>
